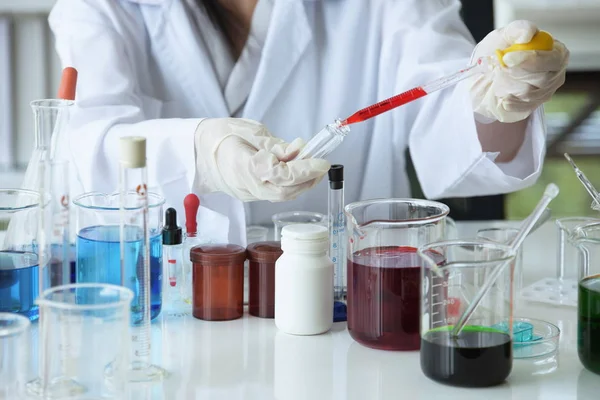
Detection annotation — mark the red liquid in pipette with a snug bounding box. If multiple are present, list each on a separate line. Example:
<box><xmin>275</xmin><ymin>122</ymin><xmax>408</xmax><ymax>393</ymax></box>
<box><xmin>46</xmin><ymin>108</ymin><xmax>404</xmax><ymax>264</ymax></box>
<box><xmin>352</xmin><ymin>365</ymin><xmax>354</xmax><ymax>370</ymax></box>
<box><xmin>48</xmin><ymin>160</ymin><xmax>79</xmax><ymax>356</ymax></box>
<box><xmin>341</xmin><ymin>87</ymin><xmax>428</xmax><ymax>126</ymax></box>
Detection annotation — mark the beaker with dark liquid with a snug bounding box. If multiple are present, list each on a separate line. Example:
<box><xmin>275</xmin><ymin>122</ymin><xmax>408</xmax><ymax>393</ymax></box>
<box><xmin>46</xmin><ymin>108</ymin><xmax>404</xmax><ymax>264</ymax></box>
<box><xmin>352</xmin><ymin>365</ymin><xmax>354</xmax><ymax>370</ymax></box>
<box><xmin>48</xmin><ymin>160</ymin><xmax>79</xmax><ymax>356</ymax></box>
<box><xmin>418</xmin><ymin>239</ymin><xmax>516</xmax><ymax>387</ymax></box>
<box><xmin>344</xmin><ymin>199</ymin><xmax>452</xmax><ymax>351</ymax></box>
<box><xmin>572</xmin><ymin>221</ymin><xmax>600</xmax><ymax>375</ymax></box>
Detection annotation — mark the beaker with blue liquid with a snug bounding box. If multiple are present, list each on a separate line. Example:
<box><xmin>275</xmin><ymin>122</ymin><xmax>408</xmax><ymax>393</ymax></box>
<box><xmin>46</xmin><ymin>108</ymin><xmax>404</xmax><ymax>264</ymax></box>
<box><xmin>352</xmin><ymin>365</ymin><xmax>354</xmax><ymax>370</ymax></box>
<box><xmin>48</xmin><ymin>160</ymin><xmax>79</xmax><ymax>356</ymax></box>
<box><xmin>73</xmin><ymin>192</ymin><xmax>165</xmax><ymax>322</ymax></box>
<box><xmin>0</xmin><ymin>189</ymin><xmax>40</xmax><ymax>321</ymax></box>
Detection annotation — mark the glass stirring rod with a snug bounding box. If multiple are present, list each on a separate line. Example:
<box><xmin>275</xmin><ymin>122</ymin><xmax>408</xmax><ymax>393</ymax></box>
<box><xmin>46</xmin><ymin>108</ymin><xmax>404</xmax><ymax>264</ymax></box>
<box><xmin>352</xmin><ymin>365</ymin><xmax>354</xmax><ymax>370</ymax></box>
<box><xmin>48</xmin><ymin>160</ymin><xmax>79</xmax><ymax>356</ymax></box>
<box><xmin>564</xmin><ymin>153</ymin><xmax>600</xmax><ymax>209</ymax></box>
<box><xmin>295</xmin><ymin>31</ymin><xmax>554</xmax><ymax>161</ymax></box>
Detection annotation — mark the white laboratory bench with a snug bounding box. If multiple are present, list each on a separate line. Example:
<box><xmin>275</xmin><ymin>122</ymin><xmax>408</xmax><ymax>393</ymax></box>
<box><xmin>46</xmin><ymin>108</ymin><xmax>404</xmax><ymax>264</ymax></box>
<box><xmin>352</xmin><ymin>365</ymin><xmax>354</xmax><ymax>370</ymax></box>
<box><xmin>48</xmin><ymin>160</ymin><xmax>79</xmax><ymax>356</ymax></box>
<box><xmin>4</xmin><ymin>220</ymin><xmax>600</xmax><ymax>400</ymax></box>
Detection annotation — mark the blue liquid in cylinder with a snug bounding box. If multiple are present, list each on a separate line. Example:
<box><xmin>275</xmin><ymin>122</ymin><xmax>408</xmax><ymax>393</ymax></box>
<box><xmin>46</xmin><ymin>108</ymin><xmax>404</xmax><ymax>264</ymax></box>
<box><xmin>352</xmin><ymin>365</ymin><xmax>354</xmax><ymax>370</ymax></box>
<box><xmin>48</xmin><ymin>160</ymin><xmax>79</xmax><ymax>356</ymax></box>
<box><xmin>0</xmin><ymin>251</ymin><xmax>39</xmax><ymax>321</ymax></box>
<box><xmin>76</xmin><ymin>225</ymin><xmax>162</xmax><ymax>323</ymax></box>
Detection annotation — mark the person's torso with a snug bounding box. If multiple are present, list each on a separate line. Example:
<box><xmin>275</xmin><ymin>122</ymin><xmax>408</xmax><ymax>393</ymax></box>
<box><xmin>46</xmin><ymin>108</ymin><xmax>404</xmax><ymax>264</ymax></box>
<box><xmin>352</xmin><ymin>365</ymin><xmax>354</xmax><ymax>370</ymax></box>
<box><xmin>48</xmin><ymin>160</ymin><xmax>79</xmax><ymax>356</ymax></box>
<box><xmin>119</xmin><ymin>0</ymin><xmax>413</xmax><ymax>226</ymax></box>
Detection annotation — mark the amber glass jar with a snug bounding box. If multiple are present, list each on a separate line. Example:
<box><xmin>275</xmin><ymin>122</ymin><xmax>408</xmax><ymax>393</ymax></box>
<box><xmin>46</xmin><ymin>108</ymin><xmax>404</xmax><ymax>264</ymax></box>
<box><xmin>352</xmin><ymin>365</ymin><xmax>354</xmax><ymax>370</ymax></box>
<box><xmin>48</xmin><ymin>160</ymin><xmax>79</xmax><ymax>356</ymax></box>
<box><xmin>247</xmin><ymin>241</ymin><xmax>283</xmax><ymax>318</ymax></box>
<box><xmin>191</xmin><ymin>244</ymin><xmax>247</xmax><ymax>321</ymax></box>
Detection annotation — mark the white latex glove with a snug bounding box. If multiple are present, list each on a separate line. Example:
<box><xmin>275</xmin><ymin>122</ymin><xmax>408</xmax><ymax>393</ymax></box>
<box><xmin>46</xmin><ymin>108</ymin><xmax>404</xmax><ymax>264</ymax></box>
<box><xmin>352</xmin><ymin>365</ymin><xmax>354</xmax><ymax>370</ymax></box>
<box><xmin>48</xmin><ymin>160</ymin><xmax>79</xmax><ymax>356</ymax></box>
<box><xmin>470</xmin><ymin>20</ymin><xmax>569</xmax><ymax>123</ymax></box>
<box><xmin>194</xmin><ymin>118</ymin><xmax>330</xmax><ymax>202</ymax></box>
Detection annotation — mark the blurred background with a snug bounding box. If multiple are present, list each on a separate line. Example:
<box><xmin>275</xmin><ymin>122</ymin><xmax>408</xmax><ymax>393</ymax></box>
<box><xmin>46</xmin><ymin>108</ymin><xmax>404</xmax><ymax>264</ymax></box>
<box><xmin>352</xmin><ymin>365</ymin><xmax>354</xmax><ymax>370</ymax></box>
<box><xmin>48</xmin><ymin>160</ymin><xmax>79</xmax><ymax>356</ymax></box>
<box><xmin>0</xmin><ymin>0</ymin><xmax>599</xmax><ymax>220</ymax></box>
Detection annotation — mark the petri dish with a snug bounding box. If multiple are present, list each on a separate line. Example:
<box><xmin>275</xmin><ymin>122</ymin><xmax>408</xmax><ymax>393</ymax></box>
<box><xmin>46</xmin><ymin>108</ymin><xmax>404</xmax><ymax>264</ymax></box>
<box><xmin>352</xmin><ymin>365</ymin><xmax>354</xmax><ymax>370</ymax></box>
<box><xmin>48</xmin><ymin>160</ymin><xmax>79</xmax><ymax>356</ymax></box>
<box><xmin>512</xmin><ymin>317</ymin><xmax>560</xmax><ymax>360</ymax></box>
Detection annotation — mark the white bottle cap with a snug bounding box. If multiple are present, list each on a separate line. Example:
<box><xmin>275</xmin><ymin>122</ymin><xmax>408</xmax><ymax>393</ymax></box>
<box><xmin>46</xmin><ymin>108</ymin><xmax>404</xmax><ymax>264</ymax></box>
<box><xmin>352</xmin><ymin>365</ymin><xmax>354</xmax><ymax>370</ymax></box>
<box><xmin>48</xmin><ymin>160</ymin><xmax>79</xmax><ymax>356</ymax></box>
<box><xmin>119</xmin><ymin>136</ymin><xmax>146</xmax><ymax>168</ymax></box>
<box><xmin>281</xmin><ymin>224</ymin><xmax>328</xmax><ymax>241</ymax></box>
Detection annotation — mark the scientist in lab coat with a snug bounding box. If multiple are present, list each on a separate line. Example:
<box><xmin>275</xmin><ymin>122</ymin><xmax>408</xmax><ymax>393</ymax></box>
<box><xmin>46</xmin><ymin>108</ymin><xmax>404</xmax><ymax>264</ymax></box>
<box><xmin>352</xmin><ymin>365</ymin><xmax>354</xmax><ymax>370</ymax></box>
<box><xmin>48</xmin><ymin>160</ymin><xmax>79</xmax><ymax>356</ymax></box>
<box><xmin>49</xmin><ymin>0</ymin><xmax>568</xmax><ymax>245</ymax></box>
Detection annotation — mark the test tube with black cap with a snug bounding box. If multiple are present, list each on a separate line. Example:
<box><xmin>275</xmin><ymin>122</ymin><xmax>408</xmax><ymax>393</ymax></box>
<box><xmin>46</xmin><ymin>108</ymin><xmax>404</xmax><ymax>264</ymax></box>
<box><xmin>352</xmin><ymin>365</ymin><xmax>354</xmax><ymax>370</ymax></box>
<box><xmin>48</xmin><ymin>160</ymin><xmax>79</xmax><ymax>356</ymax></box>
<box><xmin>328</xmin><ymin>164</ymin><xmax>347</xmax><ymax>322</ymax></box>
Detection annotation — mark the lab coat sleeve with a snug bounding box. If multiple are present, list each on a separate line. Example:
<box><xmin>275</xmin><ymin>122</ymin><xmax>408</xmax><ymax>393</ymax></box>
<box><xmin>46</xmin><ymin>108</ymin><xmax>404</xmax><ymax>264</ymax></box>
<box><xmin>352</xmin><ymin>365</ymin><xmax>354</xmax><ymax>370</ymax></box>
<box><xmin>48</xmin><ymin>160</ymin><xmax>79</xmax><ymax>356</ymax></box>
<box><xmin>48</xmin><ymin>0</ymin><xmax>200</xmax><ymax>197</ymax></box>
<box><xmin>385</xmin><ymin>0</ymin><xmax>546</xmax><ymax>200</ymax></box>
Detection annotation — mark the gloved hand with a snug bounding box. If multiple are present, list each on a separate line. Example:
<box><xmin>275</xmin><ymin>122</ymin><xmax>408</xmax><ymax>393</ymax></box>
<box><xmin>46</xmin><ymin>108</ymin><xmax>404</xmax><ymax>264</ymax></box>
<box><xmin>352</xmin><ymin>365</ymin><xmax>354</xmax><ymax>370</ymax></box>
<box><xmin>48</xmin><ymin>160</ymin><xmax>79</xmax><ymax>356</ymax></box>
<box><xmin>470</xmin><ymin>20</ymin><xmax>569</xmax><ymax>123</ymax></box>
<box><xmin>194</xmin><ymin>118</ymin><xmax>330</xmax><ymax>202</ymax></box>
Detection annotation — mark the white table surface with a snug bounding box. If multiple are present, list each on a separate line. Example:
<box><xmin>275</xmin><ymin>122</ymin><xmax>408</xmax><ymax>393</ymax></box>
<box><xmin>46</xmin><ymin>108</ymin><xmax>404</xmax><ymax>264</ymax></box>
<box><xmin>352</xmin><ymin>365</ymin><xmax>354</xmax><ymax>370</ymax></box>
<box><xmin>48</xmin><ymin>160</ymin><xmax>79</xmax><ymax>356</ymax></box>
<box><xmin>5</xmin><ymin>220</ymin><xmax>600</xmax><ymax>399</ymax></box>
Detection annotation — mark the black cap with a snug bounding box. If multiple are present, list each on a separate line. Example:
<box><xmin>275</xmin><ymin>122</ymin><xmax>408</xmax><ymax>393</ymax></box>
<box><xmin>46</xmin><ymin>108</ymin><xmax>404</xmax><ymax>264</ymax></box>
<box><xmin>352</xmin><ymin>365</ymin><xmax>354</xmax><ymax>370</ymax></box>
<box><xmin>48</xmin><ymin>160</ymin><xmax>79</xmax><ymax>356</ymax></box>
<box><xmin>328</xmin><ymin>164</ymin><xmax>344</xmax><ymax>190</ymax></box>
<box><xmin>163</xmin><ymin>208</ymin><xmax>182</xmax><ymax>245</ymax></box>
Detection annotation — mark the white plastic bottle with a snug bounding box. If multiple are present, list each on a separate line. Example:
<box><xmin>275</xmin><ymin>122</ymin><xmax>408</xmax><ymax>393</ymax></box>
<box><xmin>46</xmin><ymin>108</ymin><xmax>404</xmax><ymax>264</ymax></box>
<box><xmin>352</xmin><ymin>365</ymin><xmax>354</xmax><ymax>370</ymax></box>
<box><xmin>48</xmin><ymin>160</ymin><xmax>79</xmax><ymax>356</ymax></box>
<box><xmin>275</xmin><ymin>224</ymin><xmax>333</xmax><ymax>335</ymax></box>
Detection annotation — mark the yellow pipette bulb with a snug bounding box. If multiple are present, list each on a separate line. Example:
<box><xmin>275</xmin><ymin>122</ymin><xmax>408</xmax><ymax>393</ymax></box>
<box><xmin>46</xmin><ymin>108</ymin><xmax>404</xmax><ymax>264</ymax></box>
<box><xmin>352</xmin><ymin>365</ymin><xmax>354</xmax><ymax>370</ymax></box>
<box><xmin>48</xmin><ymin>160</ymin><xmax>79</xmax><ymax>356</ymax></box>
<box><xmin>496</xmin><ymin>30</ymin><xmax>554</xmax><ymax>67</ymax></box>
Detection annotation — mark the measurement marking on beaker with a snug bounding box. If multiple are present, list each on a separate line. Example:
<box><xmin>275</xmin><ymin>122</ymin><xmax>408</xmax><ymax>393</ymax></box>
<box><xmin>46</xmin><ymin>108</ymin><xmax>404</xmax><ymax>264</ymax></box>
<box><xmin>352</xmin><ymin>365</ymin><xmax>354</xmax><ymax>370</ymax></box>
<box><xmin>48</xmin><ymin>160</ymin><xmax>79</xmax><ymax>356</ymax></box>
<box><xmin>432</xmin><ymin>312</ymin><xmax>439</xmax><ymax>316</ymax></box>
<box><xmin>432</xmin><ymin>293</ymin><xmax>439</xmax><ymax>297</ymax></box>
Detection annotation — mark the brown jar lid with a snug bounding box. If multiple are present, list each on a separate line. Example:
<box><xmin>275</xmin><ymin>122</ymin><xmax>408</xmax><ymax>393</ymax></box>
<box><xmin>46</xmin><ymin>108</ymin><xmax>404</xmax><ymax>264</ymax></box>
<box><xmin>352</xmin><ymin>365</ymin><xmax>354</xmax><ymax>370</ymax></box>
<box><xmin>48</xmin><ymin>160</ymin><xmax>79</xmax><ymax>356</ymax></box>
<box><xmin>246</xmin><ymin>241</ymin><xmax>283</xmax><ymax>263</ymax></box>
<box><xmin>190</xmin><ymin>244</ymin><xmax>247</xmax><ymax>265</ymax></box>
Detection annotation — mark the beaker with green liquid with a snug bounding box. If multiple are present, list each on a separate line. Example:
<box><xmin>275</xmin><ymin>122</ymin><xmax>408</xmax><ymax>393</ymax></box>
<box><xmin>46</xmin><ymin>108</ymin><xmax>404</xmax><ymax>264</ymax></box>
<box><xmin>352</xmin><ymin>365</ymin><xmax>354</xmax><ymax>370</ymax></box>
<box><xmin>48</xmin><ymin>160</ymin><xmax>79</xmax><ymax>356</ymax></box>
<box><xmin>572</xmin><ymin>221</ymin><xmax>600</xmax><ymax>375</ymax></box>
<box><xmin>418</xmin><ymin>239</ymin><xmax>516</xmax><ymax>387</ymax></box>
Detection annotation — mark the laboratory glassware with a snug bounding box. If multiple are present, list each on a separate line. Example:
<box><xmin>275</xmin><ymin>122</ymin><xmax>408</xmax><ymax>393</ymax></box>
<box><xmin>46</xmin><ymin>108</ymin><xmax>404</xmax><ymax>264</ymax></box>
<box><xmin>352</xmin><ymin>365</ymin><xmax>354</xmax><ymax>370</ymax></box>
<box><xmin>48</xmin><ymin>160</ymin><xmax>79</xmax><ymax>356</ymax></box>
<box><xmin>521</xmin><ymin>217</ymin><xmax>596</xmax><ymax>307</ymax></box>
<box><xmin>0</xmin><ymin>189</ymin><xmax>40</xmax><ymax>320</ymax></box>
<box><xmin>449</xmin><ymin>184</ymin><xmax>559</xmax><ymax>338</ymax></box>
<box><xmin>0</xmin><ymin>313</ymin><xmax>30</xmax><ymax>399</ymax></box>
<box><xmin>294</xmin><ymin>32</ymin><xmax>553</xmax><ymax>160</ymax></box>
<box><xmin>191</xmin><ymin>244</ymin><xmax>246</xmax><ymax>321</ymax></box>
<box><xmin>295</xmin><ymin>120</ymin><xmax>350</xmax><ymax>160</ymax></box>
<box><xmin>418</xmin><ymin>239</ymin><xmax>516</xmax><ymax>387</ymax></box>
<box><xmin>73</xmin><ymin>192</ymin><xmax>165</xmax><ymax>321</ymax></box>
<box><xmin>247</xmin><ymin>241</ymin><xmax>282</xmax><ymax>318</ymax></box>
<box><xmin>344</xmin><ymin>198</ymin><xmax>451</xmax><ymax>351</ymax></box>
<box><xmin>162</xmin><ymin>207</ymin><xmax>189</xmax><ymax>316</ymax></box>
<box><xmin>246</xmin><ymin>225</ymin><xmax>269</xmax><ymax>244</ymax></box>
<box><xmin>328</xmin><ymin>164</ymin><xmax>347</xmax><ymax>322</ymax></box>
<box><xmin>272</xmin><ymin>211</ymin><xmax>326</xmax><ymax>241</ymax></box>
<box><xmin>510</xmin><ymin>317</ymin><xmax>560</xmax><ymax>369</ymax></box>
<box><xmin>6</xmin><ymin>100</ymin><xmax>75</xmax><ymax>288</ymax></box>
<box><xmin>571</xmin><ymin>221</ymin><xmax>600</xmax><ymax>375</ymax></box>
<box><xmin>118</xmin><ymin>136</ymin><xmax>167</xmax><ymax>382</ymax></box>
<box><xmin>275</xmin><ymin>224</ymin><xmax>333</xmax><ymax>335</ymax></box>
<box><xmin>564</xmin><ymin>153</ymin><xmax>600</xmax><ymax>209</ymax></box>
<box><xmin>48</xmin><ymin>160</ymin><xmax>73</xmax><ymax>288</ymax></box>
<box><xmin>476</xmin><ymin>227</ymin><xmax>523</xmax><ymax>306</ymax></box>
<box><xmin>26</xmin><ymin>283</ymin><xmax>133</xmax><ymax>399</ymax></box>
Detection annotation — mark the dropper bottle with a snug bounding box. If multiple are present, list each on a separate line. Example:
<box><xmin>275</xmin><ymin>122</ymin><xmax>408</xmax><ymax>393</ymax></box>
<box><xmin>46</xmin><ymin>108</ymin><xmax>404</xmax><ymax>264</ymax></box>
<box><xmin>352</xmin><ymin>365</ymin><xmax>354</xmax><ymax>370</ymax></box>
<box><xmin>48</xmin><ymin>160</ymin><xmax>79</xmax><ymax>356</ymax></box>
<box><xmin>162</xmin><ymin>207</ymin><xmax>188</xmax><ymax>315</ymax></box>
<box><xmin>182</xmin><ymin>194</ymin><xmax>201</xmax><ymax>305</ymax></box>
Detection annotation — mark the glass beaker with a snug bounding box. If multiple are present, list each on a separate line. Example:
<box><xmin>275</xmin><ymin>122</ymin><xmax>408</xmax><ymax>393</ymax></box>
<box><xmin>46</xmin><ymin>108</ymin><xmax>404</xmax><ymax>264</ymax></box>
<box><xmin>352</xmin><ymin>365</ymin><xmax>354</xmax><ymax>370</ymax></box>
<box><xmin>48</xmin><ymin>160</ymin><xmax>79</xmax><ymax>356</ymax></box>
<box><xmin>272</xmin><ymin>211</ymin><xmax>326</xmax><ymax>241</ymax></box>
<box><xmin>27</xmin><ymin>283</ymin><xmax>133</xmax><ymax>399</ymax></box>
<box><xmin>571</xmin><ymin>221</ymin><xmax>600</xmax><ymax>375</ymax></box>
<box><xmin>520</xmin><ymin>217</ymin><xmax>596</xmax><ymax>307</ymax></box>
<box><xmin>557</xmin><ymin>217</ymin><xmax>597</xmax><ymax>282</ymax></box>
<box><xmin>246</xmin><ymin>226</ymin><xmax>269</xmax><ymax>244</ymax></box>
<box><xmin>0</xmin><ymin>313</ymin><xmax>31</xmax><ymax>399</ymax></box>
<box><xmin>73</xmin><ymin>192</ymin><xmax>165</xmax><ymax>322</ymax></box>
<box><xmin>476</xmin><ymin>227</ymin><xmax>523</xmax><ymax>309</ymax></box>
<box><xmin>0</xmin><ymin>189</ymin><xmax>41</xmax><ymax>320</ymax></box>
<box><xmin>344</xmin><ymin>198</ymin><xmax>450</xmax><ymax>351</ymax></box>
<box><xmin>418</xmin><ymin>239</ymin><xmax>516</xmax><ymax>387</ymax></box>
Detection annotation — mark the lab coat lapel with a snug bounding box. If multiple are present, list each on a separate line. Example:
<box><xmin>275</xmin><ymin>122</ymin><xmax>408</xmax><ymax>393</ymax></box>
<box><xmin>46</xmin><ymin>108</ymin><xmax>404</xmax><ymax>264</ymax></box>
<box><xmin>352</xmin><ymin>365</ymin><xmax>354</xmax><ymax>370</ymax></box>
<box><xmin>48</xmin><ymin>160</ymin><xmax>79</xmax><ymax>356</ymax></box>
<box><xmin>243</xmin><ymin>0</ymin><xmax>312</xmax><ymax>121</ymax></box>
<box><xmin>139</xmin><ymin>0</ymin><xmax>229</xmax><ymax>118</ymax></box>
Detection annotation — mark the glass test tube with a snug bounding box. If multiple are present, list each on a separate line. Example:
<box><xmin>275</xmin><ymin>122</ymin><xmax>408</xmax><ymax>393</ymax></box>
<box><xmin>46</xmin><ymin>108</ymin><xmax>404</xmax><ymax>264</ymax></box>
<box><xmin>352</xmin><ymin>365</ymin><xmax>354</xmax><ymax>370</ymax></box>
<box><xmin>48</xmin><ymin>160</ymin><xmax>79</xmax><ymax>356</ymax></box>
<box><xmin>295</xmin><ymin>119</ymin><xmax>350</xmax><ymax>160</ymax></box>
<box><xmin>328</xmin><ymin>165</ymin><xmax>347</xmax><ymax>322</ymax></box>
<box><xmin>119</xmin><ymin>136</ymin><xmax>167</xmax><ymax>382</ymax></box>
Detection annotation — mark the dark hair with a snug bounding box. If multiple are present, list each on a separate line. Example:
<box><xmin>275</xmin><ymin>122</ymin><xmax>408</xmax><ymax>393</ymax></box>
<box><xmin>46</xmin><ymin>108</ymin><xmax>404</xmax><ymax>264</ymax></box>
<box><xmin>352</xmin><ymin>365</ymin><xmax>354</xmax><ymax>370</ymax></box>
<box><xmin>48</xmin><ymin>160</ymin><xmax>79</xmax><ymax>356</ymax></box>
<box><xmin>195</xmin><ymin>0</ymin><xmax>239</xmax><ymax>52</ymax></box>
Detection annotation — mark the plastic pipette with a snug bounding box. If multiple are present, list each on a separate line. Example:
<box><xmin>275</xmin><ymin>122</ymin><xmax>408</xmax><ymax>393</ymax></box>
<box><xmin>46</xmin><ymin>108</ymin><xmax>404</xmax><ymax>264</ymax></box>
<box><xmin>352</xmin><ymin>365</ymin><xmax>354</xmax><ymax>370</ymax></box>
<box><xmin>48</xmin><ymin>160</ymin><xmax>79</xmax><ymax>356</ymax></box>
<box><xmin>564</xmin><ymin>153</ymin><xmax>600</xmax><ymax>210</ymax></box>
<box><xmin>339</xmin><ymin>31</ymin><xmax>554</xmax><ymax>127</ymax></box>
<box><xmin>449</xmin><ymin>183</ymin><xmax>560</xmax><ymax>337</ymax></box>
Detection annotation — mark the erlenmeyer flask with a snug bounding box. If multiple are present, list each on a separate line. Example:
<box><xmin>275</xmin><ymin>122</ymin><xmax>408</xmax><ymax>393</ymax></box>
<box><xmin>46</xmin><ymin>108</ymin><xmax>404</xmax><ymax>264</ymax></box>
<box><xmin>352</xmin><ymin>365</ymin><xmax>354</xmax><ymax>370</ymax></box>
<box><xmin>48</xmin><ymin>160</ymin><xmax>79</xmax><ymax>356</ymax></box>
<box><xmin>4</xmin><ymin>99</ymin><xmax>74</xmax><ymax>292</ymax></box>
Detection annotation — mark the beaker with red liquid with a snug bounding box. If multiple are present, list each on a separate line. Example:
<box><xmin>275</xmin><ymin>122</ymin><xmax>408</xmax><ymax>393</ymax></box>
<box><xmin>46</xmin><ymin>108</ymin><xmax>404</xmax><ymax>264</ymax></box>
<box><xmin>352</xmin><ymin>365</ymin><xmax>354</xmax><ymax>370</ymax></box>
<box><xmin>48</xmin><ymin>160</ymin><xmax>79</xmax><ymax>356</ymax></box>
<box><xmin>344</xmin><ymin>199</ymin><xmax>451</xmax><ymax>351</ymax></box>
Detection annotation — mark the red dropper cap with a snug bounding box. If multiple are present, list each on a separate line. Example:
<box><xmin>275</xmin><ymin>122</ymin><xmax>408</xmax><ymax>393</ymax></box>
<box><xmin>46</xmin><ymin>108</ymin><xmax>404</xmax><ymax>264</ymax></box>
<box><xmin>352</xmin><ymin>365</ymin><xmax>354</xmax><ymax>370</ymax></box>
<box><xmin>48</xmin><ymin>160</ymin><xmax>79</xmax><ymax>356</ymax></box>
<box><xmin>57</xmin><ymin>67</ymin><xmax>78</xmax><ymax>100</ymax></box>
<box><xmin>184</xmin><ymin>193</ymin><xmax>200</xmax><ymax>235</ymax></box>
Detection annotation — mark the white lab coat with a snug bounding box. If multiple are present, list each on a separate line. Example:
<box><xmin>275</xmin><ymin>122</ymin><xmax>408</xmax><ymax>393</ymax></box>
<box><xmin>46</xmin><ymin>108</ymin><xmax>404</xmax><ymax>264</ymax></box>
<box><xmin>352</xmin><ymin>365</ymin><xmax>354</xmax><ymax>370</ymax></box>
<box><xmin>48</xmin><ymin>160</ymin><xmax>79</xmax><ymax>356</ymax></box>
<box><xmin>49</xmin><ymin>0</ymin><xmax>546</xmax><ymax>246</ymax></box>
